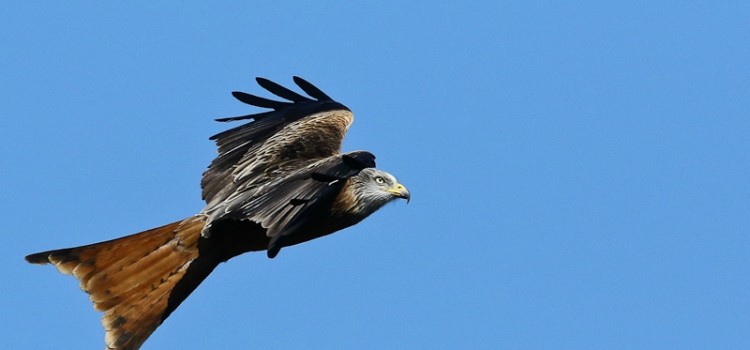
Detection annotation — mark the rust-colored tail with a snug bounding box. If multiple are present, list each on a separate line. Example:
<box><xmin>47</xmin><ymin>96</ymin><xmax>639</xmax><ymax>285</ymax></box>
<box><xmin>26</xmin><ymin>216</ymin><xmax>206</xmax><ymax>350</ymax></box>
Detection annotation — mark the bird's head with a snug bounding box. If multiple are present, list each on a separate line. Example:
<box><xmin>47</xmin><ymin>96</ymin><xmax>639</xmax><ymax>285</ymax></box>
<box><xmin>350</xmin><ymin>168</ymin><xmax>410</xmax><ymax>215</ymax></box>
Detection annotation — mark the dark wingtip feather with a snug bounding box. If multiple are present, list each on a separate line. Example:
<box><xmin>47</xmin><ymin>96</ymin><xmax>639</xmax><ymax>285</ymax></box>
<box><xmin>293</xmin><ymin>76</ymin><xmax>333</xmax><ymax>101</ymax></box>
<box><xmin>214</xmin><ymin>114</ymin><xmax>256</xmax><ymax>123</ymax></box>
<box><xmin>256</xmin><ymin>77</ymin><xmax>312</xmax><ymax>103</ymax></box>
<box><xmin>267</xmin><ymin>245</ymin><xmax>280</xmax><ymax>259</ymax></box>
<box><xmin>214</xmin><ymin>109</ymin><xmax>277</xmax><ymax>123</ymax></box>
<box><xmin>342</xmin><ymin>151</ymin><xmax>377</xmax><ymax>169</ymax></box>
<box><xmin>25</xmin><ymin>251</ymin><xmax>51</xmax><ymax>264</ymax></box>
<box><xmin>232</xmin><ymin>91</ymin><xmax>289</xmax><ymax>109</ymax></box>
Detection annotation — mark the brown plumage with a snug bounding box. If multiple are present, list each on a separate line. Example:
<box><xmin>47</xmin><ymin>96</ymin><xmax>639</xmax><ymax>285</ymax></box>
<box><xmin>25</xmin><ymin>77</ymin><xmax>410</xmax><ymax>350</ymax></box>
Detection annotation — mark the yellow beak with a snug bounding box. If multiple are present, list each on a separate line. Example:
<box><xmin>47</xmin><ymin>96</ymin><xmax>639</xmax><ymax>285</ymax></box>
<box><xmin>388</xmin><ymin>183</ymin><xmax>411</xmax><ymax>203</ymax></box>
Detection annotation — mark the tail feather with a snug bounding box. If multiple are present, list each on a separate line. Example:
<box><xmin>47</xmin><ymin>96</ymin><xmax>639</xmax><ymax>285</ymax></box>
<box><xmin>26</xmin><ymin>216</ymin><xmax>206</xmax><ymax>350</ymax></box>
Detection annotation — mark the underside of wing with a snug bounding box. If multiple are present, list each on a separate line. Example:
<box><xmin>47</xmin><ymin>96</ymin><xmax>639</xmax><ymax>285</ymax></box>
<box><xmin>202</xmin><ymin>77</ymin><xmax>354</xmax><ymax>207</ymax></box>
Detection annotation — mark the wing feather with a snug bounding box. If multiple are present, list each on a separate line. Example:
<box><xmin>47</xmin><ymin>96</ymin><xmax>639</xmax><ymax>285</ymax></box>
<box><xmin>256</xmin><ymin>77</ymin><xmax>313</xmax><ymax>102</ymax></box>
<box><xmin>294</xmin><ymin>76</ymin><xmax>334</xmax><ymax>101</ymax></box>
<box><xmin>230</xmin><ymin>91</ymin><xmax>289</xmax><ymax>109</ymax></box>
<box><xmin>201</xmin><ymin>77</ymin><xmax>352</xmax><ymax>207</ymax></box>
<box><xmin>215</xmin><ymin>151</ymin><xmax>375</xmax><ymax>258</ymax></box>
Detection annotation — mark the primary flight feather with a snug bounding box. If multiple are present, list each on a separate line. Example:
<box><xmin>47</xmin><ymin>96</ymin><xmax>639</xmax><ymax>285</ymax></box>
<box><xmin>25</xmin><ymin>76</ymin><xmax>410</xmax><ymax>350</ymax></box>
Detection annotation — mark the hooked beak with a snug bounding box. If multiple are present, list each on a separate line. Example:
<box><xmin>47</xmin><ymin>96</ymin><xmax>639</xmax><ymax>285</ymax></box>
<box><xmin>388</xmin><ymin>183</ymin><xmax>411</xmax><ymax>203</ymax></box>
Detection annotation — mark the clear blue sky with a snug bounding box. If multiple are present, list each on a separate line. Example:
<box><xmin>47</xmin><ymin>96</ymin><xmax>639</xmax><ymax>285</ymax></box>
<box><xmin>2</xmin><ymin>2</ymin><xmax>748</xmax><ymax>349</ymax></box>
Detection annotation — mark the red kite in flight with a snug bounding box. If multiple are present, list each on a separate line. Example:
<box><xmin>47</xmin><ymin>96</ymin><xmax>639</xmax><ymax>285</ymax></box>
<box><xmin>26</xmin><ymin>77</ymin><xmax>410</xmax><ymax>350</ymax></box>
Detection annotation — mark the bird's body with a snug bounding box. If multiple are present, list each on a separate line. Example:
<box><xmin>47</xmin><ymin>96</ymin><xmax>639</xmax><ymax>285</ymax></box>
<box><xmin>25</xmin><ymin>77</ymin><xmax>409</xmax><ymax>350</ymax></box>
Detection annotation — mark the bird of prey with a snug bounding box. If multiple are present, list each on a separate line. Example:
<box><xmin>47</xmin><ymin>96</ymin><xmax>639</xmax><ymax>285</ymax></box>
<box><xmin>25</xmin><ymin>76</ymin><xmax>410</xmax><ymax>350</ymax></box>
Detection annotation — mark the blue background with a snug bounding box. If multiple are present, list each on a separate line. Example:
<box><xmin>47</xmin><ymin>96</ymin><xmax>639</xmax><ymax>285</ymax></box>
<box><xmin>2</xmin><ymin>2</ymin><xmax>748</xmax><ymax>349</ymax></box>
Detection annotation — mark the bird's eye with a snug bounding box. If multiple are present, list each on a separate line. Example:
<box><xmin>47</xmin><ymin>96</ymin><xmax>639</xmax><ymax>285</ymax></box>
<box><xmin>374</xmin><ymin>176</ymin><xmax>385</xmax><ymax>184</ymax></box>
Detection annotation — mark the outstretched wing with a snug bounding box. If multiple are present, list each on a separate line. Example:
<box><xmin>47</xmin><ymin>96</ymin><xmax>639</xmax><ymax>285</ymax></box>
<box><xmin>201</xmin><ymin>76</ymin><xmax>353</xmax><ymax>208</ymax></box>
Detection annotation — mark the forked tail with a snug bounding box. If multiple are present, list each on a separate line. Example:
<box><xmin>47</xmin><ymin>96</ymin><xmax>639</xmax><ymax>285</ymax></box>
<box><xmin>26</xmin><ymin>216</ymin><xmax>207</xmax><ymax>350</ymax></box>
